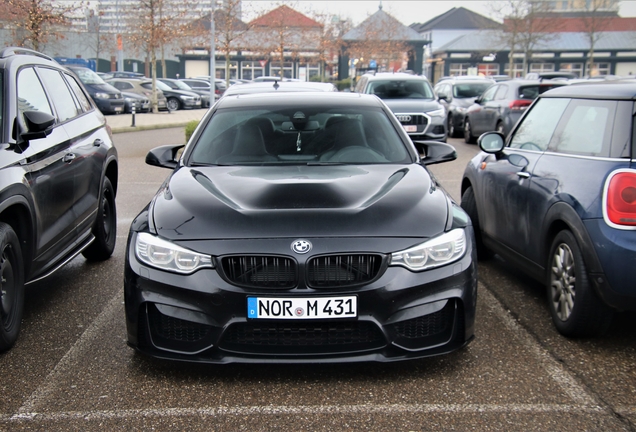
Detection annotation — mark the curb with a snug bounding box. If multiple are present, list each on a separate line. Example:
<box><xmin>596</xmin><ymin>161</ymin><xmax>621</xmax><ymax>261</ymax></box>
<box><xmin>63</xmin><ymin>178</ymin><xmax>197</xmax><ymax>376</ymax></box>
<box><xmin>110</xmin><ymin>121</ymin><xmax>193</xmax><ymax>134</ymax></box>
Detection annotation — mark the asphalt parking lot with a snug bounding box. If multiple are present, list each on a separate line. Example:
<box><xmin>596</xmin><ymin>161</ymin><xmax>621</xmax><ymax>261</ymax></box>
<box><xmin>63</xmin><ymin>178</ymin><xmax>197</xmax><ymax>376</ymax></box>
<box><xmin>0</xmin><ymin>122</ymin><xmax>634</xmax><ymax>431</ymax></box>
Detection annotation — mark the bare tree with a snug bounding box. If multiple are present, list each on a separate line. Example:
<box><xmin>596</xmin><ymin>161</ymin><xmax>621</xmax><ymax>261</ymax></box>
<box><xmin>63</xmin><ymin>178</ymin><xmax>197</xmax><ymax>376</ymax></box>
<box><xmin>494</xmin><ymin>0</ymin><xmax>560</xmax><ymax>77</ymax></box>
<box><xmin>2</xmin><ymin>0</ymin><xmax>78</xmax><ymax>51</ymax></box>
<box><xmin>311</xmin><ymin>13</ymin><xmax>353</xmax><ymax>81</ymax></box>
<box><xmin>580</xmin><ymin>0</ymin><xmax>615</xmax><ymax>76</ymax></box>
<box><xmin>215</xmin><ymin>0</ymin><xmax>251</xmax><ymax>86</ymax></box>
<box><xmin>345</xmin><ymin>10</ymin><xmax>412</xmax><ymax>73</ymax></box>
<box><xmin>125</xmin><ymin>0</ymin><xmax>196</xmax><ymax>111</ymax></box>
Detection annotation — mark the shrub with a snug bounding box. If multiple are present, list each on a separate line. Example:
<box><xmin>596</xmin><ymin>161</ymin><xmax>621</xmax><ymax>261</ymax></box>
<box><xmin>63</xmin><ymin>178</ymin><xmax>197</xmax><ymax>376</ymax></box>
<box><xmin>185</xmin><ymin>120</ymin><xmax>199</xmax><ymax>142</ymax></box>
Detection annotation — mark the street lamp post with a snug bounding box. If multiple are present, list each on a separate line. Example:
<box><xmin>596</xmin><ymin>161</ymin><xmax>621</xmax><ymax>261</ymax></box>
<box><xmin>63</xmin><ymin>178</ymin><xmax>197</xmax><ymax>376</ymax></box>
<box><xmin>209</xmin><ymin>0</ymin><xmax>216</xmax><ymax>103</ymax></box>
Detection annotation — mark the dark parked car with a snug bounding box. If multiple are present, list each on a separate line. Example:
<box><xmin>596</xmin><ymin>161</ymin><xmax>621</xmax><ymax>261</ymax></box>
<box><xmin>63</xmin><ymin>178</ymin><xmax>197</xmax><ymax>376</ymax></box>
<box><xmin>461</xmin><ymin>80</ymin><xmax>636</xmax><ymax>337</ymax></box>
<box><xmin>0</xmin><ymin>47</ymin><xmax>118</xmax><ymax>351</ymax></box>
<box><xmin>180</xmin><ymin>78</ymin><xmax>216</xmax><ymax>101</ymax></box>
<box><xmin>124</xmin><ymin>92</ymin><xmax>477</xmax><ymax>363</ymax></box>
<box><xmin>146</xmin><ymin>80</ymin><xmax>200</xmax><ymax>111</ymax></box>
<box><xmin>220</xmin><ymin>81</ymin><xmax>338</xmax><ymax>98</ymax></box>
<box><xmin>107</xmin><ymin>78</ymin><xmax>168</xmax><ymax>111</ymax></box>
<box><xmin>355</xmin><ymin>72</ymin><xmax>447</xmax><ymax>142</ymax></box>
<box><xmin>121</xmin><ymin>91</ymin><xmax>150</xmax><ymax>113</ymax></box>
<box><xmin>434</xmin><ymin>77</ymin><xmax>494</xmax><ymax>138</ymax></box>
<box><xmin>462</xmin><ymin>79</ymin><xmax>566</xmax><ymax>142</ymax></box>
<box><xmin>66</xmin><ymin>66</ymin><xmax>125</xmax><ymax>114</ymax></box>
<box><xmin>192</xmin><ymin>76</ymin><xmax>228</xmax><ymax>98</ymax></box>
<box><xmin>159</xmin><ymin>78</ymin><xmax>210</xmax><ymax>108</ymax></box>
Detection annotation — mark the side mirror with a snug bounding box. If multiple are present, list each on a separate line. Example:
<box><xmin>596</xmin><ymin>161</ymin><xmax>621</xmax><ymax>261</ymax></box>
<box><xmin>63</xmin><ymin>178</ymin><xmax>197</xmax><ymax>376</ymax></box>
<box><xmin>146</xmin><ymin>144</ymin><xmax>184</xmax><ymax>169</ymax></box>
<box><xmin>414</xmin><ymin>141</ymin><xmax>457</xmax><ymax>165</ymax></box>
<box><xmin>478</xmin><ymin>132</ymin><xmax>505</xmax><ymax>153</ymax></box>
<box><xmin>21</xmin><ymin>111</ymin><xmax>55</xmax><ymax>142</ymax></box>
<box><xmin>438</xmin><ymin>94</ymin><xmax>448</xmax><ymax>102</ymax></box>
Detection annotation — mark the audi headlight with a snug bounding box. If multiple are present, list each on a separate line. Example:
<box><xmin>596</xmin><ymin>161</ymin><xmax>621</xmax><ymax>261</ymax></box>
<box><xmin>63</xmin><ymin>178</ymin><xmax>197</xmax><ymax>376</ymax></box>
<box><xmin>94</xmin><ymin>92</ymin><xmax>110</xmax><ymax>99</ymax></box>
<box><xmin>135</xmin><ymin>233</ymin><xmax>213</xmax><ymax>274</ymax></box>
<box><xmin>426</xmin><ymin>108</ymin><xmax>446</xmax><ymax>118</ymax></box>
<box><xmin>390</xmin><ymin>229</ymin><xmax>466</xmax><ymax>271</ymax></box>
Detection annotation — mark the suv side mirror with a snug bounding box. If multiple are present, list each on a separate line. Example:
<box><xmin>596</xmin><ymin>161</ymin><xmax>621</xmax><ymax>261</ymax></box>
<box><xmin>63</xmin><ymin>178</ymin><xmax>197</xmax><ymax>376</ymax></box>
<box><xmin>478</xmin><ymin>132</ymin><xmax>505</xmax><ymax>153</ymax></box>
<box><xmin>21</xmin><ymin>111</ymin><xmax>55</xmax><ymax>142</ymax></box>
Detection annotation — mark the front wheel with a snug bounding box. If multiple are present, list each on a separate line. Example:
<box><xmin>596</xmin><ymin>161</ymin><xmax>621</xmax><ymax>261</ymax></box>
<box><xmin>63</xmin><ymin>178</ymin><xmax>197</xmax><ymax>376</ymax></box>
<box><xmin>547</xmin><ymin>230</ymin><xmax>613</xmax><ymax>337</ymax></box>
<box><xmin>167</xmin><ymin>98</ymin><xmax>180</xmax><ymax>112</ymax></box>
<box><xmin>464</xmin><ymin>118</ymin><xmax>476</xmax><ymax>144</ymax></box>
<box><xmin>0</xmin><ymin>222</ymin><xmax>25</xmax><ymax>352</ymax></box>
<box><xmin>82</xmin><ymin>177</ymin><xmax>117</xmax><ymax>261</ymax></box>
<box><xmin>447</xmin><ymin>116</ymin><xmax>458</xmax><ymax>138</ymax></box>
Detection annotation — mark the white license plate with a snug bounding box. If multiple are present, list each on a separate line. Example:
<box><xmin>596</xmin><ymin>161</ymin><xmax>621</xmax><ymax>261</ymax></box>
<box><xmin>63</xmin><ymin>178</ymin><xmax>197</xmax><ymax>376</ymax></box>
<box><xmin>247</xmin><ymin>296</ymin><xmax>357</xmax><ymax>319</ymax></box>
<box><xmin>114</xmin><ymin>106</ymin><xmax>123</xmax><ymax>112</ymax></box>
<box><xmin>403</xmin><ymin>125</ymin><xmax>417</xmax><ymax>132</ymax></box>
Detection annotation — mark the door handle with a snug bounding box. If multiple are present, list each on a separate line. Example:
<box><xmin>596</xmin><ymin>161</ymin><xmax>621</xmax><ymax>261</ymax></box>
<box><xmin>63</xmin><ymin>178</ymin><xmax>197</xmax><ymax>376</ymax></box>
<box><xmin>517</xmin><ymin>172</ymin><xmax>530</xmax><ymax>179</ymax></box>
<box><xmin>93</xmin><ymin>138</ymin><xmax>104</xmax><ymax>147</ymax></box>
<box><xmin>63</xmin><ymin>153</ymin><xmax>76</xmax><ymax>163</ymax></box>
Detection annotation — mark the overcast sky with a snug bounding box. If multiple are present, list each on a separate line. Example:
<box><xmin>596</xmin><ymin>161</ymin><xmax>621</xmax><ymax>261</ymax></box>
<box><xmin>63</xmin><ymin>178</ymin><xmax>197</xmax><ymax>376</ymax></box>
<box><xmin>244</xmin><ymin>0</ymin><xmax>636</xmax><ymax>26</ymax></box>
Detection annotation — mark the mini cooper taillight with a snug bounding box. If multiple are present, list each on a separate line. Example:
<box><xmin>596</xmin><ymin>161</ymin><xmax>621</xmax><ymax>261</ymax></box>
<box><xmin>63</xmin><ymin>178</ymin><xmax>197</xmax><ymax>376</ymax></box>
<box><xmin>603</xmin><ymin>169</ymin><xmax>636</xmax><ymax>229</ymax></box>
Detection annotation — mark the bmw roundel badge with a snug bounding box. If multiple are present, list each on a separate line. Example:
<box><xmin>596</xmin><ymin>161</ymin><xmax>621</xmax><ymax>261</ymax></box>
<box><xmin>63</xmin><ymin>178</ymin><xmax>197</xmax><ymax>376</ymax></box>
<box><xmin>291</xmin><ymin>239</ymin><xmax>312</xmax><ymax>254</ymax></box>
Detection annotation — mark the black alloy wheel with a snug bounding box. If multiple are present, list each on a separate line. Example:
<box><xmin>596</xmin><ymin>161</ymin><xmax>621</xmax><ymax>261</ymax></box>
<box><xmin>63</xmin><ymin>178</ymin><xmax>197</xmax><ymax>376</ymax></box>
<box><xmin>0</xmin><ymin>222</ymin><xmax>24</xmax><ymax>352</ymax></box>
<box><xmin>464</xmin><ymin>118</ymin><xmax>476</xmax><ymax>144</ymax></box>
<box><xmin>82</xmin><ymin>177</ymin><xmax>117</xmax><ymax>261</ymax></box>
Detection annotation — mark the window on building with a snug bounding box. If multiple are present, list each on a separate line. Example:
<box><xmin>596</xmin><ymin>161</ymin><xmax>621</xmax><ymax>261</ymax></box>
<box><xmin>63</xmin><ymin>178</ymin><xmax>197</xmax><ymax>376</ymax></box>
<box><xmin>216</xmin><ymin>61</ymin><xmax>238</xmax><ymax>80</ymax></box>
<box><xmin>529</xmin><ymin>63</ymin><xmax>555</xmax><ymax>74</ymax></box>
<box><xmin>588</xmin><ymin>62</ymin><xmax>611</xmax><ymax>77</ymax></box>
<box><xmin>449</xmin><ymin>63</ymin><xmax>471</xmax><ymax>76</ymax></box>
<box><xmin>241</xmin><ymin>61</ymin><xmax>264</xmax><ymax>80</ymax></box>
<box><xmin>270</xmin><ymin>61</ymin><xmax>293</xmax><ymax>79</ymax></box>
<box><xmin>504</xmin><ymin>62</ymin><xmax>525</xmax><ymax>78</ymax></box>
<box><xmin>559</xmin><ymin>63</ymin><xmax>583</xmax><ymax>77</ymax></box>
<box><xmin>478</xmin><ymin>63</ymin><xmax>500</xmax><ymax>76</ymax></box>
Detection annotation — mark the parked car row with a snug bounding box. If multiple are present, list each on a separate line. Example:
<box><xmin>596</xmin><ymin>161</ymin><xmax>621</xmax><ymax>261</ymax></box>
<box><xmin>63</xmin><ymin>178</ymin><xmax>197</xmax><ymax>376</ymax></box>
<box><xmin>2</xmin><ymin>46</ymin><xmax>635</xmax><ymax>357</ymax></box>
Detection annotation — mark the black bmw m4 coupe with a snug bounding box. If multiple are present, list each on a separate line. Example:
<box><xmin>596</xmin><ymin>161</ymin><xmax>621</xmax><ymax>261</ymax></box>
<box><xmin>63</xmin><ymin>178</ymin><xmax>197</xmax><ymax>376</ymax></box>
<box><xmin>124</xmin><ymin>92</ymin><xmax>477</xmax><ymax>363</ymax></box>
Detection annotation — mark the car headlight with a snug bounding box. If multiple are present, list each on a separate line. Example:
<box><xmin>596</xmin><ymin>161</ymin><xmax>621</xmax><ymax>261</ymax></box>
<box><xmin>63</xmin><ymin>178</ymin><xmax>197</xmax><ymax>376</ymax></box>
<box><xmin>94</xmin><ymin>92</ymin><xmax>110</xmax><ymax>99</ymax></box>
<box><xmin>180</xmin><ymin>95</ymin><xmax>195</xmax><ymax>100</ymax></box>
<box><xmin>390</xmin><ymin>229</ymin><xmax>466</xmax><ymax>271</ymax></box>
<box><xmin>426</xmin><ymin>108</ymin><xmax>446</xmax><ymax>118</ymax></box>
<box><xmin>135</xmin><ymin>232</ymin><xmax>214</xmax><ymax>274</ymax></box>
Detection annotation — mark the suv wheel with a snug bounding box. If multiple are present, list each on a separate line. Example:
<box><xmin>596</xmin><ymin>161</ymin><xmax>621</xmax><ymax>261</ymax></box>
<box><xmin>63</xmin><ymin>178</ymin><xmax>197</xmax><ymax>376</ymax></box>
<box><xmin>464</xmin><ymin>118</ymin><xmax>476</xmax><ymax>144</ymax></box>
<box><xmin>0</xmin><ymin>223</ymin><xmax>24</xmax><ymax>352</ymax></box>
<box><xmin>82</xmin><ymin>177</ymin><xmax>117</xmax><ymax>261</ymax></box>
<box><xmin>547</xmin><ymin>230</ymin><xmax>614</xmax><ymax>337</ymax></box>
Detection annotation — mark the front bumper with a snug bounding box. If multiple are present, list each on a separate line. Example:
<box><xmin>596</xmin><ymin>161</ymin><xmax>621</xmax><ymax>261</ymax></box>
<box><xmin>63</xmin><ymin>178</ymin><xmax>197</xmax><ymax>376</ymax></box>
<box><xmin>396</xmin><ymin>112</ymin><xmax>447</xmax><ymax>141</ymax></box>
<box><xmin>95</xmin><ymin>98</ymin><xmax>125</xmax><ymax>114</ymax></box>
<box><xmin>124</xmin><ymin>234</ymin><xmax>477</xmax><ymax>364</ymax></box>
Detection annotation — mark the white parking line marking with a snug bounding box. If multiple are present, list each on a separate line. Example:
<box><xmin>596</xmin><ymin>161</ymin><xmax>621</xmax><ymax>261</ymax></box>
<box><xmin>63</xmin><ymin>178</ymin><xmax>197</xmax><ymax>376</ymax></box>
<box><xmin>10</xmin><ymin>284</ymin><xmax>614</xmax><ymax>424</ymax></box>
<box><xmin>16</xmin><ymin>295</ymin><xmax>122</xmax><ymax>416</ymax></box>
<box><xmin>480</xmin><ymin>288</ymin><xmax>599</xmax><ymax>406</ymax></box>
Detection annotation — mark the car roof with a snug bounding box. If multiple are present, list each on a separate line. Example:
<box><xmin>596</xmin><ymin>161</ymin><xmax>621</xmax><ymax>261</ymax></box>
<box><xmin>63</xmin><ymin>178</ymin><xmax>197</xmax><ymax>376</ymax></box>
<box><xmin>541</xmin><ymin>80</ymin><xmax>636</xmax><ymax>100</ymax></box>
<box><xmin>221</xmin><ymin>81</ymin><xmax>337</xmax><ymax>97</ymax></box>
<box><xmin>216</xmin><ymin>91</ymin><xmax>382</xmax><ymax>109</ymax></box>
<box><xmin>364</xmin><ymin>73</ymin><xmax>428</xmax><ymax>81</ymax></box>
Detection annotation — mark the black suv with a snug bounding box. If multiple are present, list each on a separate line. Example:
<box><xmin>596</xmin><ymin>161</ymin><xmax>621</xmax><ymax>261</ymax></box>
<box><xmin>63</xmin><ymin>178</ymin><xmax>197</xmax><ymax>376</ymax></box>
<box><xmin>0</xmin><ymin>47</ymin><xmax>118</xmax><ymax>351</ymax></box>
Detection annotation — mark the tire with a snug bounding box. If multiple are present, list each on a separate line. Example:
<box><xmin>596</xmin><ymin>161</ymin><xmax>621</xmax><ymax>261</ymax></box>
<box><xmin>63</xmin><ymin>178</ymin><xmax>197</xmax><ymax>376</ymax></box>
<box><xmin>82</xmin><ymin>177</ymin><xmax>117</xmax><ymax>261</ymax></box>
<box><xmin>464</xmin><ymin>118</ymin><xmax>476</xmax><ymax>144</ymax></box>
<box><xmin>0</xmin><ymin>222</ymin><xmax>25</xmax><ymax>352</ymax></box>
<box><xmin>547</xmin><ymin>230</ymin><xmax>614</xmax><ymax>337</ymax></box>
<box><xmin>167</xmin><ymin>97</ymin><xmax>180</xmax><ymax>112</ymax></box>
<box><xmin>447</xmin><ymin>116</ymin><xmax>457</xmax><ymax>138</ymax></box>
<box><xmin>460</xmin><ymin>186</ymin><xmax>493</xmax><ymax>260</ymax></box>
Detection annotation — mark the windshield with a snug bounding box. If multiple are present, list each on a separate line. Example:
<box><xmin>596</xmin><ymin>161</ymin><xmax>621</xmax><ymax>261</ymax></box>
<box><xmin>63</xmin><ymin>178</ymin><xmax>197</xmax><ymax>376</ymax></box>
<box><xmin>72</xmin><ymin>68</ymin><xmax>106</xmax><ymax>85</ymax></box>
<box><xmin>173</xmin><ymin>81</ymin><xmax>193</xmax><ymax>90</ymax></box>
<box><xmin>367</xmin><ymin>80</ymin><xmax>434</xmax><ymax>100</ymax></box>
<box><xmin>453</xmin><ymin>82</ymin><xmax>492</xmax><ymax>98</ymax></box>
<box><xmin>189</xmin><ymin>105</ymin><xmax>412</xmax><ymax>166</ymax></box>
<box><xmin>154</xmin><ymin>80</ymin><xmax>171</xmax><ymax>91</ymax></box>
